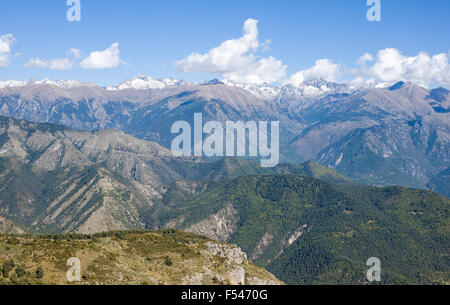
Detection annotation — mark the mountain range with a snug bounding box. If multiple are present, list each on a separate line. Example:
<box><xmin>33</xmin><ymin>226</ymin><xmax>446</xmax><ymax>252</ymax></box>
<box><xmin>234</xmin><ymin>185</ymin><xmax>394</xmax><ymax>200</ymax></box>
<box><xmin>0</xmin><ymin>115</ymin><xmax>350</xmax><ymax>234</ymax></box>
<box><xmin>0</xmin><ymin>116</ymin><xmax>448</xmax><ymax>284</ymax></box>
<box><xmin>0</xmin><ymin>76</ymin><xmax>448</xmax><ymax>197</ymax></box>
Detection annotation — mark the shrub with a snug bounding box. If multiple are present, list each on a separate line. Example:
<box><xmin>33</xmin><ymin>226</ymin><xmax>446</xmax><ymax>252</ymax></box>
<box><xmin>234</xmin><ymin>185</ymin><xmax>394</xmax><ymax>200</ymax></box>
<box><xmin>15</xmin><ymin>266</ymin><xmax>26</xmax><ymax>278</ymax></box>
<box><xmin>36</xmin><ymin>266</ymin><xmax>44</xmax><ymax>279</ymax></box>
<box><xmin>164</xmin><ymin>256</ymin><xmax>173</xmax><ymax>266</ymax></box>
<box><xmin>10</xmin><ymin>273</ymin><xmax>17</xmax><ymax>284</ymax></box>
<box><xmin>2</xmin><ymin>260</ymin><xmax>15</xmax><ymax>278</ymax></box>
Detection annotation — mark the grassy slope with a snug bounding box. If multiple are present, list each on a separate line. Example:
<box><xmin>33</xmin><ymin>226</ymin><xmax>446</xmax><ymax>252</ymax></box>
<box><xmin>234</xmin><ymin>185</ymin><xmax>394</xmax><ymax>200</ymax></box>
<box><xmin>0</xmin><ymin>230</ymin><xmax>281</xmax><ymax>285</ymax></box>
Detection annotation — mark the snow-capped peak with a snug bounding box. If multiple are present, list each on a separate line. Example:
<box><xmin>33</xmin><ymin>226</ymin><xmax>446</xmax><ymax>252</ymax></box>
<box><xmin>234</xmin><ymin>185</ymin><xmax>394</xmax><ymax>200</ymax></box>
<box><xmin>34</xmin><ymin>78</ymin><xmax>94</xmax><ymax>89</ymax></box>
<box><xmin>223</xmin><ymin>80</ymin><xmax>281</xmax><ymax>99</ymax></box>
<box><xmin>292</xmin><ymin>78</ymin><xmax>352</xmax><ymax>97</ymax></box>
<box><xmin>224</xmin><ymin>78</ymin><xmax>354</xmax><ymax>100</ymax></box>
<box><xmin>0</xmin><ymin>78</ymin><xmax>94</xmax><ymax>89</ymax></box>
<box><xmin>107</xmin><ymin>74</ymin><xmax>185</xmax><ymax>91</ymax></box>
<box><xmin>0</xmin><ymin>80</ymin><xmax>28</xmax><ymax>89</ymax></box>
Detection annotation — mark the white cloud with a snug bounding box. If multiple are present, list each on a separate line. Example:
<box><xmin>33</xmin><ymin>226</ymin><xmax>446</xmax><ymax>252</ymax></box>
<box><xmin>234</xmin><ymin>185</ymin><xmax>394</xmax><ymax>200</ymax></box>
<box><xmin>286</xmin><ymin>48</ymin><xmax>450</xmax><ymax>88</ymax></box>
<box><xmin>25</xmin><ymin>48</ymin><xmax>81</xmax><ymax>70</ymax></box>
<box><xmin>0</xmin><ymin>34</ymin><xmax>16</xmax><ymax>67</ymax></box>
<box><xmin>25</xmin><ymin>44</ymin><xmax>121</xmax><ymax>71</ymax></box>
<box><xmin>26</xmin><ymin>58</ymin><xmax>73</xmax><ymax>70</ymax></box>
<box><xmin>175</xmin><ymin>19</ymin><xmax>286</xmax><ymax>84</ymax></box>
<box><xmin>357</xmin><ymin>53</ymin><xmax>374</xmax><ymax>67</ymax></box>
<box><xmin>366</xmin><ymin>48</ymin><xmax>450</xmax><ymax>87</ymax></box>
<box><xmin>286</xmin><ymin>59</ymin><xmax>342</xmax><ymax>86</ymax></box>
<box><xmin>68</xmin><ymin>48</ymin><xmax>82</xmax><ymax>59</ymax></box>
<box><xmin>80</xmin><ymin>43</ymin><xmax>121</xmax><ymax>69</ymax></box>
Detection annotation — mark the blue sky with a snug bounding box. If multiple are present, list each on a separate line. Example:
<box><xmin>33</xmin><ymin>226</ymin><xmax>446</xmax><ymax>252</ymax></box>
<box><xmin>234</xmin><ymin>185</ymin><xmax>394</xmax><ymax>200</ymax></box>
<box><xmin>0</xmin><ymin>0</ymin><xmax>449</xmax><ymax>87</ymax></box>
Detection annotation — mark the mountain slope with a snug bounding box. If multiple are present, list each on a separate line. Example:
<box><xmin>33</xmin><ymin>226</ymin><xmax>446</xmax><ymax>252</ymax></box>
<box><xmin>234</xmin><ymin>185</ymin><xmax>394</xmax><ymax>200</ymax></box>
<box><xmin>0</xmin><ymin>230</ymin><xmax>282</xmax><ymax>285</ymax></box>
<box><xmin>294</xmin><ymin>82</ymin><xmax>450</xmax><ymax>191</ymax></box>
<box><xmin>0</xmin><ymin>116</ymin><xmax>351</xmax><ymax>234</ymax></box>
<box><xmin>428</xmin><ymin>167</ymin><xmax>450</xmax><ymax>198</ymax></box>
<box><xmin>0</xmin><ymin>158</ymin><xmax>149</xmax><ymax>234</ymax></box>
<box><xmin>1</xmin><ymin>80</ymin><xmax>448</xmax><ymax>195</ymax></box>
<box><xmin>151</xmin><ymin>174</ymin><xmax>449</xmax><ymax>284</ymax></box>
<box><xmin>0</xmin><ymin>216</ymin><xmax>24</xmax><ymax>234</ymax></box>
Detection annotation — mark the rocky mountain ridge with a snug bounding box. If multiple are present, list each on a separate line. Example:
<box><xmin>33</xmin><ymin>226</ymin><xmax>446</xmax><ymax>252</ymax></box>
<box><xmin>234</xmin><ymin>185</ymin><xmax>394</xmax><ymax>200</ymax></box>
<box><xmin>0</xmin><ymin>78</ymin><xmax>448</xmax><ymax>196</ymax></box>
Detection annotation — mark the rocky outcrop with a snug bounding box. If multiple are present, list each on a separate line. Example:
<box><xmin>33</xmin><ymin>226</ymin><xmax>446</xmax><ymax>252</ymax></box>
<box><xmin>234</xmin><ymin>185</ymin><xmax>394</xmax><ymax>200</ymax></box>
<box><xmin>251</xmin><ymin>233</ymin><xmax>274</xmax><ymax>260</ymax></box>
<box><xmin>202</xmin><ymin>242</ymin><xmax>248</xmax><ymax>265</ymax></box>
<box><xmin>187</xmin><ymin>204</ymin><xmax>239</xmax><ymax>242</ymax></box>
<box><xmin>286</xmin><ymin>224</ymin><xmax>307</xmax><ymax>246</ymax></box>
<box><xmin>246</xmin><ymin>276</ymin><xmax>281</xmax><ymax>285</ymax></box>
<box><xmin>196</xmin><ymin>241</ymin><xmax>281</xmax><ymax>285</ymax></box>
<box><xmin>0</xmin><ymin>216</ymin><xmax>24</xmax><ymax>234</ymax></box>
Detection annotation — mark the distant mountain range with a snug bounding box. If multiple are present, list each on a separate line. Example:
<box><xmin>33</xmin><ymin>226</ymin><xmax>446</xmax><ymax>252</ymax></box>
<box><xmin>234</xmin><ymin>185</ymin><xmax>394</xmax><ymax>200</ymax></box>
<box><xmin>0</xmin><ymin>74</ymin><xmax>376</xmax><ymax>97</ymax></box>
<box><xmin>0</xmin><ymin>76</ymin><xmax>448</xmax><ymax>196</ymax></box>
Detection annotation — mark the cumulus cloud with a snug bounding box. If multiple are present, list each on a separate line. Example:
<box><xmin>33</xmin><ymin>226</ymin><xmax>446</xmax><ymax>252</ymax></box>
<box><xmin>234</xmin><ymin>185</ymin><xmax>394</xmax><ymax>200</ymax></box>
<box><xmin>364</xmin><ymin>48</ymin><xmax>450</xmax><ymax>87</ymax></box>
<box><xmin>286</xmin><ymin>59</ymin><xmax>342</xmax><ymax>86</ymax></box>
<box><xmin>357</xmin><ymin>53</ymin><xmax>374</xmax><ymax>67</ymax></box>
<box><xmin>25</xmin><ymin>44</ymin><xmax>121</xmax><ymax>70</ymax></box>
<box><xmin>0</xmin><ymin>34</ymin><xmax>16</xmax><ymax>67</ymax></box>
<box><xmin>80</xmin><ymin>43</ymin><xmax>121</xmax><ymax>69</ymax></box>
<box><xmin>25</xmin><ymin>48</ymin><xmax>81</xmax><ymax>70</ymax></box>
<box><xmin>285</xmin><ymin>48</ymin><xmax>450</xmax><ymax>88</ymax></box>
<box><xmin>175</xmin><ymin>19</ymin><xmax>286</xmax><ymax>84</ymax></box>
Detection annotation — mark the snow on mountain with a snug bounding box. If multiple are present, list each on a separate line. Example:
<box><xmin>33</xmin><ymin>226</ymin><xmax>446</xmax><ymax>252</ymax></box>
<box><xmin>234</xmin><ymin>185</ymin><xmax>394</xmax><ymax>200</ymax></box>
<box><xmin>0</xmin><ymin>80</ymin><xmax>28</xmax><ymax>89</ymax></box>
<box><xmin>224</xmin><ymin>78</ymin><xmax>354</xmax><ymax>101</ymax></box>
<box><xmin>35</xmin><ymin>78</ymin><xmax>95</xmax><ymax>89</ymax></box>
<box><xmin>0</xmin><ymin>75</ymin><xmax>385</xmax><ymax>100</ymax></box>
<box><xmin>107</xmin><ymin>74</ymin><xmax>185</xmax><ymax>91</ymax></box>
<box><xmin>223</xmin><ymin>80</ymin><xmax>281</xmax><ymax>99</ymax></box>
<box><xmin>0</xmin><ymin>78</ymin><xmax>94</xmax><ymax>89</ymax></box>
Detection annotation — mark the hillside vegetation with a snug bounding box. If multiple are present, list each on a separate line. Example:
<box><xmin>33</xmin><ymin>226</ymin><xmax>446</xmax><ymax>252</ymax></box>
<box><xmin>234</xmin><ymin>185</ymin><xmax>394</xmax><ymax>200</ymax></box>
<box><xmin>0</xmin><ymin>230</ymin><xmax>282</xmax><ymax>285</ymax></box>
<box><xmin>0</xmin><ymin>116</ymin><xmax>349</xmax><ymax>234</ymax></box>
<box><xmin>151</xmin><ymin>175</ymin><xmax>449</xmax><ymax>285</ymax></box>
<box><xmin>0</xmin><ymin>117</ymin><xmax>448</xmax><ymax>285</ymax></box>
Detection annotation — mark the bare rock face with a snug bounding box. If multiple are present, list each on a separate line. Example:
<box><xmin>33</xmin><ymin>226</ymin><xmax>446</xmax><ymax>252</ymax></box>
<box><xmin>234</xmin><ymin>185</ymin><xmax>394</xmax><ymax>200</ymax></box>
<box><xmin>202</xmin><ymin>242</ymin><xmax>247</xmax><ymax>284</ymax></box>
<box><xmin>0</xmin><ymin>216</ymin><xmax>24</xmax><ymax>234</ymax></box>
<box><xmin>246</xmin><ymin>276</ymin><xmax>281</xmax><ymax>286</ymax></box>
<box><xmin>187</xmin><ymin>204</ymin><xmax>239</xmax><ymax>242</ymax></box>
<box><xmin>286</xmin><ymin>224</ymin><xmax>308</xmax><ymax>246</ymax></box>
<box><xmin>203</xmin><ymin>241</ymin><xmax>248</xmax><ymax>265</ymax></box>
<box><xmin>193</xmin><ymin>241</ymin><xmax>281</xmax><ymax>285</ymax></box>
<box><xmin>251</xmin><ymin>233</ymin><xmax>274</xmax><ymax>260</ymax></box>
<box><xmin>227</xmin><ymin>267</ymin><xmax>246</xmax><ymax>285</ymax></box>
